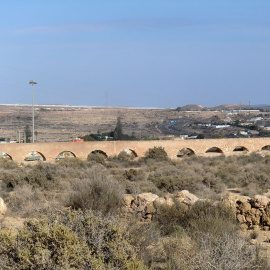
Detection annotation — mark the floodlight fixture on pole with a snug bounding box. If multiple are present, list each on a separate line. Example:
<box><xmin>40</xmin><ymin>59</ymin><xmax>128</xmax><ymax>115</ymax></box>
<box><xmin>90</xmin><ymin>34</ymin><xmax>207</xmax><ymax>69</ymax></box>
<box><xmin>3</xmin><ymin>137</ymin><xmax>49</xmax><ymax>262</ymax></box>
<box><xmin>29</xmin><ymin>80</ymin><xmax>37</xmax><ymax>143</ymax></box>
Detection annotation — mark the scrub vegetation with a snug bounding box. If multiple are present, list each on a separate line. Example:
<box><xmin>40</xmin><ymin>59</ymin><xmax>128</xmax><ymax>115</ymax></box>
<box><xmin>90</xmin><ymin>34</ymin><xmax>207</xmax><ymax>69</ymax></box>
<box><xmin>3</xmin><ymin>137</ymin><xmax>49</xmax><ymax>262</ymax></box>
<box><xmin>0</xmin><ymin>151</ymin><xmax>269</xmax><ymax>269</ymax></box>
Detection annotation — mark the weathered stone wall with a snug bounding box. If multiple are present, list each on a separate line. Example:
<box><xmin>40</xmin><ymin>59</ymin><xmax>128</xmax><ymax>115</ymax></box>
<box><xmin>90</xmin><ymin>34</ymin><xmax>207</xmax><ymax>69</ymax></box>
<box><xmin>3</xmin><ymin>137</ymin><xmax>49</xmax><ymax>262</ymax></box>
<box><xmin>223</xmin><ymin>194</ymin><xmax>270</xmax><ymax>231</ymax></box>
<box><xmin>123</xmin><ymin>191</ymin><xmax>270</xmax><ymax>231</ymax></box>
<box><xmin>122</xmin><ymin>190</ymin><xmax>200</xmax><ymax>221</ymax></box>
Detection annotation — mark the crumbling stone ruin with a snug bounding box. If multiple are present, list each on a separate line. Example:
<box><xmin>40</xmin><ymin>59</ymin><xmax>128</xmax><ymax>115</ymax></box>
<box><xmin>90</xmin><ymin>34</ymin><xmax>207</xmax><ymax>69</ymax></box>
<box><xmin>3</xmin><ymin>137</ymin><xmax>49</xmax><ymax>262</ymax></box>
<box><xmin>223</xmin><ymin>194</ymin><xmax>270</xmax><ymax>231</ymax></box>
<box><xmin>123</xmin><ymin>190</ymin><xmax>270</xmax><ymax>231</ymax></box>
<box><xmin>122</xmin><ymin>190</ymin><xmax>199</xmax><ymax>221</ymax></box>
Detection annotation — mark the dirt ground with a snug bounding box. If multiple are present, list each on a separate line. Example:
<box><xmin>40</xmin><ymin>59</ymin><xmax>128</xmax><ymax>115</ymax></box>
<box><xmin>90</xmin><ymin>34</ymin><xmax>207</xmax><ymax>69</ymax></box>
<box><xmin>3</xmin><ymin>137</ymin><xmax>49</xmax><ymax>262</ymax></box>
<box><xmin>0</xmin><ymin>104</ymin><xmax>229</xmax><ymax>142</ymax></box>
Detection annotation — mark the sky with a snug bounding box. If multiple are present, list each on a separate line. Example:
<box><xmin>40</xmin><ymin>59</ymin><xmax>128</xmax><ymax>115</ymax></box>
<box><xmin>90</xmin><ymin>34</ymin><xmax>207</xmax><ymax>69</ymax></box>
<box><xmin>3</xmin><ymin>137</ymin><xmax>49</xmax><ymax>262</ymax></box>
<box><xmin>1</xmin><ymin>0</ymin><xmax>270</xmax><ymax>108</ymax></box>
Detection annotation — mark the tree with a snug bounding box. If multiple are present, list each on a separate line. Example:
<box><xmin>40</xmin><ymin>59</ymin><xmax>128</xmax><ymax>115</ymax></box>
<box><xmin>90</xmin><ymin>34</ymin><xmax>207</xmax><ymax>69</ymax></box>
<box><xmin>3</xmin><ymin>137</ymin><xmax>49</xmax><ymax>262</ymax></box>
<box><xmin>114</xmin><ymin>117</ymin><xmax>123</xmax><ymax>140</ymax></box>
<box><xmin>24</xmin><ymin>125</ymin><xmax>31</xmax><ymax>143</ymax></box>
<box><xmin>81</xmin><ymin>134</ymin><xmax>95</xmax><ymax>141</ymax></box>
<box><xmin>34</xmin><ymin>131</ymin><xmax>38</xmax><ymax>142</ymax></box>
<box><xmin>197</xmin><ymin>134</ymin><xmax>205</xmax><ymax>139</ymax></box>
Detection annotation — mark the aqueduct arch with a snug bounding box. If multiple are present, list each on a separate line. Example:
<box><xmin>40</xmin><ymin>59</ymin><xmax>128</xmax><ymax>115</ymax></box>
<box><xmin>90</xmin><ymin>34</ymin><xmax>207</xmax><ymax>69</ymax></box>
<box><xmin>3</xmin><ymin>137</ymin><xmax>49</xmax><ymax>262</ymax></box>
<box><xmin>0</xmin><ymin>152</ymin><xmax>12</xmax><ymax>160</ymax></box>
<box><xmin>56</xmin><ymin>151</ymin><xmax>76</xmax><ymax>160</ymax></box>
<box><xmin>1</xmin><ymin>138</ymin><xmax>270</xmax><ymax>162</ymax></box>
<box><xmin>90</xmin><ymin>150</ymin><xmax>108</xmax><ymax>157</ymax></box>
<box><xmin>24</xmin><ymin>151</ymin><xmax>46</xmax><ymax>161</ymax></box>
<box><xmin>233</xmin><ymin>146</ymin><xmax>249</xmax><ymax>152</ymax></box>
<box><xmin>262</xmin><ymin>145</ymin><xmax>270</xmax><ymax>151</ymax></box>
<box><xmin>177</xmin><ymin>148</ymin><xmax>195</xmax><ymax>157</ymax></box>
<box><xmin>118</xmin><ymin>149</ymin><xmax>138</xmax><ymax>158</ymax></box>
<box><xmin>206</xmin><ymin>147</ymin><xmax>224</xmax><ymax>154</ymax></box>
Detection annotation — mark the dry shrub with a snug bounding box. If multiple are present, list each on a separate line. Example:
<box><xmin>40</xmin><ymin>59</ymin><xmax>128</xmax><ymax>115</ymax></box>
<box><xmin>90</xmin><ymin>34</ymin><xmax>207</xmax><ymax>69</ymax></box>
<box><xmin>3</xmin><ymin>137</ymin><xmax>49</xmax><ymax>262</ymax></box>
<box><xmin>0</xmin><ymin>210</ymin><xmax>148</xmax><ymax>269</ymax></box>
<box><xmin>57</xmin><ymin>157</ymin><xmax>91</xmax><ymax>169</ymax></box>
<box><xmin>124</xmin><ymin>168</ymin><xmax>146</xmax><ymax>182</ymax></box>
<box><xmin>144</xmin><ymin>146</ymin><xmax>168</xmax><ymax>161</ymax></box>
<box><xmin>163</xmin><ymin>233</ymin><xmax>266</xmax><ymax>270</ymax></box>
<box><xmin>154</xmin><ymin>202</ymin><xmax>189</xmax><ymax>236</ymax></box>
<box><xmin>66</xmin><ymin>169</ymin><xmax>124</xmax><ymax>215</ymax></box>
<box><xmin>87</xmin><ymin>152</ymin><xmax>106</xmax><ymax>165</ymax></box>
<box><xmin>6</xmin><ymin>185</ymin><xmax>63</xmax><ymax>218</ymax></box>
<box><xmin>201</xmin><ymin>174</ymin><xmax>226</xmax><ymax>193</ymax></box>
<box><xmin>152</xmin><ymin>154</ymin><xmax>270</xmax><ymax>196</ymax></box>
<box><xmin>6</xmin><ymin>185</ymin><xmax>43</xmax><ymax>217</ymax></box>
<box><xmin>126</xmin><ymin>218</ymin><xmax>160</xmax><ymax>260</ymax></box>
<box><xmin>1</xmin><ymin>163</ymin><xmax>59</xmax><ymax>191</ymax></box>
<box><xmin>0</xmin><ymin>158</ymin><xmax>17</xmax><ymax>169</ymax></box>
<box><xmin>154</xmin><ymin>201</ymin><xmax>268</xmax><ymax>269</ymax></box>
<box><xmin>154</xmin><ymin>201</ymin><xmax>236</xmax><ymax>237</ymax></box>
<box><xmin>186</xmin><ymin>201</ymin><xmax>237</xmax><ymax>238</ymax></box>
<box><xmin>1</xmin><ymin>161</ymin><xmax>99</xmax><ymax>192</ymax></box>
<box><xmin>118</xmin><ymin>150</ymin><xmax>135</xmax><ymax>161</ymax></box>
<box><xmin>242</xmin><ymin>183</ymin><xmax>263</xmax><ymax>197</ymax></box>
<box><xmin>148</xmin><ymin>163</ymin><xmax>203</xmax><ymax>194</ymax></box>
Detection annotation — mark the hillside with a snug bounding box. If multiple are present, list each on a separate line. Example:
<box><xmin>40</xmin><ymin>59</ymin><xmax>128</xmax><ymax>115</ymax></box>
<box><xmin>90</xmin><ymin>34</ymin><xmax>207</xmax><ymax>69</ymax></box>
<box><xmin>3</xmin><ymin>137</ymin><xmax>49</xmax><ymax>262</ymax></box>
<box><xmin>0</xmin><ymin>104</ymin><xmax>266</xmax><ymax>142</ymax></box>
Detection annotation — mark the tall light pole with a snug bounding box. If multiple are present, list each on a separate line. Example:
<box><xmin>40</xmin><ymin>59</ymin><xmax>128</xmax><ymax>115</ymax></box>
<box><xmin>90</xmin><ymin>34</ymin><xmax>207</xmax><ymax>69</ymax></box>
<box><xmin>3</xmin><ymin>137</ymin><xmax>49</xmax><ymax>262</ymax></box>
<box><xmin>29</xmin><ymin>80</ymin><xmax>37</xmax><ymax>143</ymax></box>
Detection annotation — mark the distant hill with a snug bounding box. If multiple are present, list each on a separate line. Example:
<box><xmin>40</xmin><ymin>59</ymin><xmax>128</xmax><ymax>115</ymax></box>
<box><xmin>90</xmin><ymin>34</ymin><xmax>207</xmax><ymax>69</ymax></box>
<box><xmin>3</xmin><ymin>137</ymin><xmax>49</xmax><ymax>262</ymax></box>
<box><xmin>180</xmin><ymin>104</ymin><xmax>204</xmax><ymax>111</ymax></box>
<box><xmin>213</xmin><ymin>104</ymin><xmax>250</xmax><ymax>111</ymax></box>
<box><xmin>251</xmin><ymin>104</ymin><xmax>270</xmax><ymax>107</ymax></box>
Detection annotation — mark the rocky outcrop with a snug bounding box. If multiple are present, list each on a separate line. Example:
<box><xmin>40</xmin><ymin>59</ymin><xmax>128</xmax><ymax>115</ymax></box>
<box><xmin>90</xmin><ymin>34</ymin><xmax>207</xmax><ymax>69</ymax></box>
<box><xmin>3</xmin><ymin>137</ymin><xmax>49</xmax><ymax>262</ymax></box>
<box><xmin>174</xmin><ymin>190</ymin><xmax>199</xmax><ymax>206</ymax></box>
<box><xmin>122</xmin><ymin>190</ymin><xmax>199</xmax><ymax>221</ymax></box>
<box><xmin>0</xmin><ymin>216</ymin><xmax>24</xmax><ymax>235</ymax></box>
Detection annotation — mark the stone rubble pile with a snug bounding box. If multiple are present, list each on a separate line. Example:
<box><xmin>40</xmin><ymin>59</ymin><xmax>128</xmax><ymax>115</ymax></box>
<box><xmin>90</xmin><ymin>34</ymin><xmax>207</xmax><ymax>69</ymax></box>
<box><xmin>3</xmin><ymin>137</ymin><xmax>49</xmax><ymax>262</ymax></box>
<box><xmin>122</xmin><ymin>190</ymin><xmax>199</xmax><ymax>221</ymax></box>
<box><xmin>124</xmin><ymin>191</ymin><xmax>270</xmax><ymax>230</ymax></box>
<box><xmin>223</xmin><ymin>193</ymin><xmax>270</xmax><ymax>230</ymax></box>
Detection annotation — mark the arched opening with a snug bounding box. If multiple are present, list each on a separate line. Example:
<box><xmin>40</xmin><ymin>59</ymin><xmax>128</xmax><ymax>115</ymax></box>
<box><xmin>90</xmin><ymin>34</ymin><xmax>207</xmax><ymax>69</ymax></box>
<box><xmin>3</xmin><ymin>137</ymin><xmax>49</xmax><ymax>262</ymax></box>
<box><xmin>233</xmin><ymin>146</ymin><xmax>249</xmax><ymax>152</ymax></box>
<box><xmin>90</xmin><ymin>150</ymin><xmax>108</xmax><ymax>158</ymax></box>
<box><xmin>118</xmin><ymin>149</ymin><xmax>138</xmax><ymax>159</ymax></box>
<box><xmin>177</xmin><ymin>148</ymin><xmax>195</xmax><ymax>158</ymax></box>
<box><xmin>206</xmin><ymin>147</ymin><xmax>223</xmax><ymax>154</ymax></box>
<box><xmin>0</xmin><ymin>152</ymin><xmax>12</xmax><ymax>160</ymax></box>
<box><xmin>262</xmin><ymin>145</ymin><xmax>270</xmax><ymax>151</ymax></box>
<box><xmin>24</xmin><ymin>151</ymin><xmax>46</xmax><ymax>161</ymax></box>
<box><xmin>56</xmin><ymin>151</ymin><xmax>76</xmax><ymax>161</ymax></box>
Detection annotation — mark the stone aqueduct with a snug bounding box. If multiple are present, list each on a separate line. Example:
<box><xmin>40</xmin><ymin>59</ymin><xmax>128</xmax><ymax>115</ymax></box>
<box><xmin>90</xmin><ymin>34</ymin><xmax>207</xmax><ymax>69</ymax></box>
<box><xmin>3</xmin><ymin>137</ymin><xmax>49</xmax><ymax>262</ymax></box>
<box><xmin>1</xmin><ymin>138</ymin><xmax>270</xmax><ymax>162</ymax></box>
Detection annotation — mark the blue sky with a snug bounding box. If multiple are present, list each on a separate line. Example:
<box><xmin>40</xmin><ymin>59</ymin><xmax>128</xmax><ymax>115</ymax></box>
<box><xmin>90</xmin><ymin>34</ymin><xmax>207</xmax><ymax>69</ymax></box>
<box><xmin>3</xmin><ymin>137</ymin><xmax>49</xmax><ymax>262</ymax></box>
<box><xmin>1</xmin><ymin>0</ymin><xmax>270</xmax><ymax>108</ymax></box>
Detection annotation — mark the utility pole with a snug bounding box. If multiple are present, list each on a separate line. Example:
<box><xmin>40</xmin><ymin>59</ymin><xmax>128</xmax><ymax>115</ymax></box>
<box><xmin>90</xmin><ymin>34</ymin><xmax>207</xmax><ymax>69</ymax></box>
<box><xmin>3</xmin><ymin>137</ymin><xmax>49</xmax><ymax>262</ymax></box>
<box><xmin>29</xmin><ymin>80</ymin><xmax>37</xmax><ymax>143</ymax></box>
<box><xmin>239</xmin><ymin>101</ymin><xmax>242</xmax><ymax>114</ymax></box>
